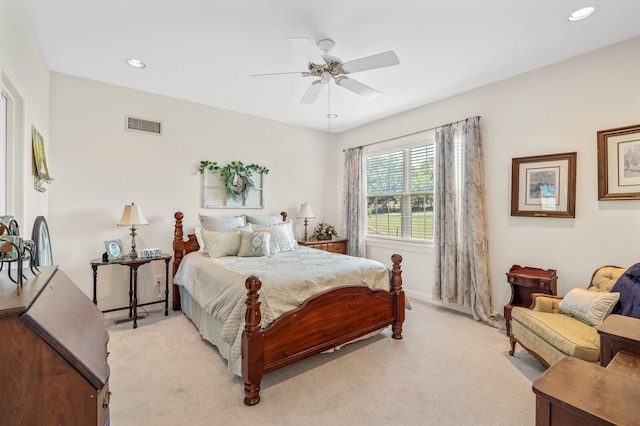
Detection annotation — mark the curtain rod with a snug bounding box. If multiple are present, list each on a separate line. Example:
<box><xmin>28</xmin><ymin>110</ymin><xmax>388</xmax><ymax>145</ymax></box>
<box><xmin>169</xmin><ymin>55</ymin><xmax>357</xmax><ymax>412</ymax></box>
<box><xmin>343</xmin><ymin>116</ymin><xmax>481</xmax><ymax>152</ymax></box>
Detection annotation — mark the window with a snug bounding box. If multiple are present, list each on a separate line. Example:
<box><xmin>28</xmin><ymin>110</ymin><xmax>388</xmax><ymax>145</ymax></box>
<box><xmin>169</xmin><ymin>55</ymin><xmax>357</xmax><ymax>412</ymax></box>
<box><xmin>366</xmin><ymin>138</ymin><xmax>435</xmax><ymax>241</ymax></box>
<box><xmin>1</xmin><ymin>92</ymin><xmax>6</xmax><ymax>214</ymax></box>
<box><xmin>1</xmin><ymin>68</ymin><xmax>27</xmax><ymax>227</ymax></box>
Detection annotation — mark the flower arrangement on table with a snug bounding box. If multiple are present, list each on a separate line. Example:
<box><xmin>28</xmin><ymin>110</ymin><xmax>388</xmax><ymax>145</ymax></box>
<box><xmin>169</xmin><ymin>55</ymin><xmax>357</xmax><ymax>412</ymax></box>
<box><xmin>312</xmin><ymin>223</ymin><xmax>338</xmax><ymax>240</ymax></box>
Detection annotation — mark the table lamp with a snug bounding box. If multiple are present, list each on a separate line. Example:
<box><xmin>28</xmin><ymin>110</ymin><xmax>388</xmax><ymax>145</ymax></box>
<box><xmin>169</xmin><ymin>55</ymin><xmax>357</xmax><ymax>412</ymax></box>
<box><xmin>297</xmin><ymin>203</ymin><xmax>315</xmax><ymax>241</ymax></box>
<box><xmin>117</xmin><ymin>202</ymin><xmax>149</xmax><ymax>258</ymax></box>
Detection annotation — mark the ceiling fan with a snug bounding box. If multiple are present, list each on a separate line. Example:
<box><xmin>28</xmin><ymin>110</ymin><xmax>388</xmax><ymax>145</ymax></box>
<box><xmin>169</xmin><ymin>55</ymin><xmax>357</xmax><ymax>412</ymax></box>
<box><xmin>252</xmin><ymin>38</ymin><xmax>400</xmax><ymax>104</ymax></box>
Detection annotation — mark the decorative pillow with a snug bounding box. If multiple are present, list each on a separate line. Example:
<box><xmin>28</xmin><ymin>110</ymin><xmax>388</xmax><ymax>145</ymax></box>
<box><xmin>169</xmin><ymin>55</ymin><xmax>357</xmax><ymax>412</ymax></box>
<box><xmin>237</xmin><ymin>231</ymin><xmax>271</xmax><ymax>257</ymax></box>
<box><xmin>246</xmin><ymin>214</ymin><xmax>283</xmax><ymax>226</ymax></box>
<box><xmin>200</xmin><ymin>229</ymin><xmax>243</xmax><ymax>258</ymax></box>
<box><xmin>558</xmin><ymin>288</ymin><xmax>620</xmax><ymax>327</ymax></box>
<box><xmin>198</xmin><ymin>214</ymin><xmax>246</xmax><ymax>232</ymax></box>
<box><xmin>194</xmin><ymin>226</ymin><xmax>205</xmax><ymax>253</ymax></box>
<box><xmin>255</xmin><ymin>220</ymin><xmax>298</xmax><ymax>254</ymax></box>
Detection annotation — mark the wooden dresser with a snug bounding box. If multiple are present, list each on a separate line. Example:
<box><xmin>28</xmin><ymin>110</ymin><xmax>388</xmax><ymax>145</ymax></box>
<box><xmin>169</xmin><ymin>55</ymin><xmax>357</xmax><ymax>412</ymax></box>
<box><xmin>298</xmin><ymin>238</ymin><xmax>348</xmax><ymax>254</ymax></box>
<box><xmin>0</xmin><ymin>266</ymin><xmax>110</xmax><ymax>425</ymax></box>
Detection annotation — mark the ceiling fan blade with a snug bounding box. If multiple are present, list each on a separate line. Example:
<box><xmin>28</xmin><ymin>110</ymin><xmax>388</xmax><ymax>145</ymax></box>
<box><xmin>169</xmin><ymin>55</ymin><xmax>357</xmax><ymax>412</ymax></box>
<box><xmin>300</xmin><ymin>80</ymin><xmax>324</xmax><ymax>104</ymax></box>
<box><xmin>251</xmin><ymin>71</ymin><xmax>311</xmax><ymax>77</ymax></box>
<box><xmin>342</xmin><ymin>51</ymin><xmax>399</xmax><ymax>74</ymax></box>
<box><xmin>289</xmin><ymin>38</ymin><xmax>326</xmax><ymax>65</ymax></box>
<box><xmin>335</xmin><ymin>76</ymin><xmax>381</xmax><ymax>100</ymax></box>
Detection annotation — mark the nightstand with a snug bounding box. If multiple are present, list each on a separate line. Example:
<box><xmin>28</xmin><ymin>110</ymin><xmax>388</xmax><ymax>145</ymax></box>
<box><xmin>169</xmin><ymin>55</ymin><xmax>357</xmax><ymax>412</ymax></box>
<box><xmin>91</xmin><ymin>253</ymin><xmax>171</xmax><ymax>328</ymax></box>
<box><xmin>298</xmin><ymin>238</ymin><xmax>348</xmax><ymax>254</ymax></box>
<box><xmin>598</xmin><ymin>314</ymin><xmax>640</xmax><ymax>367</ymax></box>
<box><xmin>504</xmin><ymin>265</ymin><xmax>557</xmax><ymax>335</ymax></box>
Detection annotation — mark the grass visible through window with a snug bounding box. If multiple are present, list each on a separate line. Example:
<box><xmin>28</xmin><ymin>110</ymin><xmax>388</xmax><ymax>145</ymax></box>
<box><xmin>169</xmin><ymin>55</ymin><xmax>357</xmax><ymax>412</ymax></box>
<box><xmin>367</xmin><ymin>212</ymin><xmax>434</xmax><ymax>240</ymax></box>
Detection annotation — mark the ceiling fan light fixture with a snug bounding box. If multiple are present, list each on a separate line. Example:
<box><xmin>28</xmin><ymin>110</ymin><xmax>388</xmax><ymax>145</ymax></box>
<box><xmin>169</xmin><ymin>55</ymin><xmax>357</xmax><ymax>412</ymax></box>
<box><xmin>568</xmin><ymin>6</ymin><xmax>596</xmax><ymax>22</ymax></box>
<box><xmin>126</xmin><ymin>58</ymin><xmax>146</xmax><ymax>68</ymax></box>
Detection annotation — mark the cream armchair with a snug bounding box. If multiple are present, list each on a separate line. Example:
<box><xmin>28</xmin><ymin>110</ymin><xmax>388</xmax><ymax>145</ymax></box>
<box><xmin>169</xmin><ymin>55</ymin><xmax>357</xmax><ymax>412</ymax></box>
<box><xmin>508</xmin><ymin>265</ymin><xmax>625</xmax><ymax>366</ymax></box>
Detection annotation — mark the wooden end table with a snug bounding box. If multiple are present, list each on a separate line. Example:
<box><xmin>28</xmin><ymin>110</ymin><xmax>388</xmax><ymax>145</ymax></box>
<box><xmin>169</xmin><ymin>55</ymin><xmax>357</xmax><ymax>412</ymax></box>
<box><xmin>533</xmin><ymin>354</ymin><xmax>640</xmax><ymax>425</ymax></box>
<box><xmin>504</xmin><ymin>265</ymin><xmax>557</xmax><ymax>335</ymax></box>
<box><xmin>91</xmin><ymin>253</ymin><xmax>171</xmax><ymax>328</ymax></box>
<box><xmin>598</xmin><ymin>314</ymin><xmax>640</xmax><ymax>367</ymax></box>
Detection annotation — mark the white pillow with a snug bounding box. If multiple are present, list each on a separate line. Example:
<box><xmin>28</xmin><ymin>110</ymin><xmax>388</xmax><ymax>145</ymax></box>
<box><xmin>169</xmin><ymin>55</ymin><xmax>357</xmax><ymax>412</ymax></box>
<box><xmin>558</xmin><ymin>288</ymin><xmax>620</xmax><ymax>327</ymax></box>
<box><xmin>255</xmin><ymin>220</ymin><xmax>298</xmax><ymax>254</ymax></box>
<box><xmin>237</xmin><ymin>231</ymin><xmax>271</xmax><ymax>257</ymax></box>
<box><xmin>194</xmin><ymin>226</ymin><xmax>205</xmax><ymax>253</ymax></box>
<box><xmin>199</xmin><ymin>214</ymin><xmax>246</xmax><ymax>231</ymax></box>
<box><xmin>246</xmin><ymin>214</ymin><xmax>283</xmax><ymax>226</ymax></box>
<box><xmin>200</xmin><ymin>229</ymin><xmax>242</xmax><ymax>258</ymax></box>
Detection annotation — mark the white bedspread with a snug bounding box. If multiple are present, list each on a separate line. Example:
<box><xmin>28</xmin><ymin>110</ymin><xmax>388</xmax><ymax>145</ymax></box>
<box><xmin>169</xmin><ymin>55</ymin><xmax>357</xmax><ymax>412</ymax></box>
<box><xmin>173</xmin><ymin>246</ymin><xmax>391</xmax><ymax>361</ymax></box>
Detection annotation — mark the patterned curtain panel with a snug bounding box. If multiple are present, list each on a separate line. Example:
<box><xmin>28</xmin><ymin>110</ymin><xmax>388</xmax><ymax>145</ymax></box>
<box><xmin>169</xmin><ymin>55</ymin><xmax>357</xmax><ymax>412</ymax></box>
<box><xmin>342</xmin><ymin>147</ymin><xmax>365</xmax><ymax>257</ymax></box>
<box><xmin>433</xmin><ymin>117</ymin><xmax>495</xmax><ymax>324</ymax></box>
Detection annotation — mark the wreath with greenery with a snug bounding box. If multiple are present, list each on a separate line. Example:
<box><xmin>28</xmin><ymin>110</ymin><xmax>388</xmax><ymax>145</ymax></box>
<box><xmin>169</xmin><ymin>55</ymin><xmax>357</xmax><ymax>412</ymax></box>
<box><xmin>199</xmin><ymin>160</ymin><xmax>269</xmax><ymax>202</ymax></box>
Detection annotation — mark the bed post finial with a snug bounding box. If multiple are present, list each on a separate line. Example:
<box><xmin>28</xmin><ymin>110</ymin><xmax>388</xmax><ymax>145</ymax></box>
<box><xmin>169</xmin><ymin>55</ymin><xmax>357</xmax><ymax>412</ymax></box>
<box><xmin>391</xmin><ymin>253</ymin><xmax>405</xmax><ymax>339</ymax></box>
<box><xmin>243</xmin><ymin>275</ymin><xmax>264</xmax><ymax>406</ymax></box>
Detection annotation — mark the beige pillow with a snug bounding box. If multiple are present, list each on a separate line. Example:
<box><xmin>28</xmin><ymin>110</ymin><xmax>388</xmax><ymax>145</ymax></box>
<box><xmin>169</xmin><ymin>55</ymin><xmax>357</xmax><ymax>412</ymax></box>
<box><xmin>194</xmin><ymin>226</ymin><xmax>204</xmax><ymax>252</ymax></box>
<box><xmin>198</xmin><ymin>214</ymin><xmax>246</xmax><ymax>231</ymax></box>
<box><xmin>201</xmin><ymin>229</ymin><xmax>242</xmax><ymax>258</ymax></box>
<box><xmin>246</xmin><ymin>214</ymin><xmax>283</xmax><ymax>226</ymax></box>
<box><xmin>558</xmin><ymin>288</ymin><xmax>620</xmax><ymax>327</ymax></box>
<box><xmin>237</xmin><ymin>231</ymin><xmax>271</xmax><ymax>257</ymax></box>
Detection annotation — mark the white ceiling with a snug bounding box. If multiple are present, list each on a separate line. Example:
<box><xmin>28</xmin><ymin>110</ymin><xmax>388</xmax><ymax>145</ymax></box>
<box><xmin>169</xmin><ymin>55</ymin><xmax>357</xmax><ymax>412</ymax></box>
<box><xmin>23</xmin><ymin>0</ymin><xmax>640</xmax><ymax>133</ymax></box>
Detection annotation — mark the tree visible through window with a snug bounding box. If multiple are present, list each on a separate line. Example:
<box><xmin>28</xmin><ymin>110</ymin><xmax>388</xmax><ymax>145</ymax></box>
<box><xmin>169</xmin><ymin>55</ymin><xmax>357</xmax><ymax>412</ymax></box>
<box><xmin>366</xmin><ymin>143</ymin><xmax>435</xmax><ymax>241</ymax></box>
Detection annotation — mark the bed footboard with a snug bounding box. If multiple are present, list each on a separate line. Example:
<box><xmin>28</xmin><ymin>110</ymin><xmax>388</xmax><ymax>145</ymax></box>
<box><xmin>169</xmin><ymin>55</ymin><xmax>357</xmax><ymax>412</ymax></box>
<box><xmin>242</xmin><ymin>254</ymin><xmax>404</xmax><ymax>406</ymax></box>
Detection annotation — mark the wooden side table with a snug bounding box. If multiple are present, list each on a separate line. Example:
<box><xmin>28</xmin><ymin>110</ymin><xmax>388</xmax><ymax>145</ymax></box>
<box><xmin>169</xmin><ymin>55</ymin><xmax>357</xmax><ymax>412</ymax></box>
<box><xmin>533</xmin><ymin>354</ymin><xmax>640</xmax><ymax>425</ymax></box>
<box><xmin>91</xmin><ymin>253</ymin><xmax>171</xmax><ymax>328</ymax></box>
<box><xmin>298</xmin><ymin>238</ymin><xmax>348</xmax><ymax>254</ymax></box>
<box><xmin>598</xmin><ymin>314</ymin><xmax>640</xmax><ymax>367</ymax></box>
<box><xmin>504</xmin><ymin>265</ymin><xmax>557</xmax><ymax>335</ymax></box>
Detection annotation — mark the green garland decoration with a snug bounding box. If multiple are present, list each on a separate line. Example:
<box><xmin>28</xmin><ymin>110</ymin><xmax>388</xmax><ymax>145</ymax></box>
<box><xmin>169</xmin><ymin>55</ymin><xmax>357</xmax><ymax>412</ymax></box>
<box><xmin>199</xmin><ymin>160</ymin><xmax>269</xmax><ymax>202</ymax></box>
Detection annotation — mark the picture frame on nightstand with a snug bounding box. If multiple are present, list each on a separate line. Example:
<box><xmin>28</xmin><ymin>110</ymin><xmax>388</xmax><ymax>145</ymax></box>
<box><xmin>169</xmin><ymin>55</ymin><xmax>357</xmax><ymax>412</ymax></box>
<box><xmin>104</xmin><ymin>239</ymin><xmax>124</xmax><ymax>261</ymax></box>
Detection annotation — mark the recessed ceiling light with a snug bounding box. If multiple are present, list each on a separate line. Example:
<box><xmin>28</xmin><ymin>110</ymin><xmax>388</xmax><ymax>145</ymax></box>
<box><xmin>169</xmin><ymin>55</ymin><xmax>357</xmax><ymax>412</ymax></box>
<box><xmin>126</xmin><ymin>58</ymin><xmax>146</xmax><ymax>68</ymax></box>
<box><xmin>568</xmin><ymin>6</ymin><xmax>596</xmax><ymax>22</ymax></box>
<box><xmin>327</xmin><ymin>114</ymin><xmax>338</xmax><ymax>119</ymax></box>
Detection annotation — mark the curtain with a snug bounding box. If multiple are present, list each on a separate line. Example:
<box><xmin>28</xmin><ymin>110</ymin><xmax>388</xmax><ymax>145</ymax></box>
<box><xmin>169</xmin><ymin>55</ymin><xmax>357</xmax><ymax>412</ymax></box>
<box><xmin>342</xmin><ymin>147</ymin><xmax>365</xmax><ymax>257</ymax></box>
<box><xmin>433</xmin><ymin>117</ymin><xmax>495</xmax><ymax>325</ymax></box>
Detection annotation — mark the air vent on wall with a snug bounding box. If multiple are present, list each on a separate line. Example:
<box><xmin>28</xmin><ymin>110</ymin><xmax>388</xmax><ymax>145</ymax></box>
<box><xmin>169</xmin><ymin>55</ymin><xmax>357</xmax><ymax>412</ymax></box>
<box><xmin>125</xmin><ymin>115</ymin><xmax>163</xmax><ymax>136</ymax></box>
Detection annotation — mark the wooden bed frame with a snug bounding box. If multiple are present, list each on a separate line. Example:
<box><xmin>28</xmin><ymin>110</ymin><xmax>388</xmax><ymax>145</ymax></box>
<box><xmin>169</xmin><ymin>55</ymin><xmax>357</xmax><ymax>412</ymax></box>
<box><xmin>172</xmin><ymin>211</ymin><xmax>405</xmax><ymax>406</ymax></box>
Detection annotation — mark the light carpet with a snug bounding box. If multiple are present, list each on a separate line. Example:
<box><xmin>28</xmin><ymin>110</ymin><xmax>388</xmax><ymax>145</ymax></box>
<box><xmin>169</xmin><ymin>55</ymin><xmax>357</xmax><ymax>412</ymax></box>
<box><xmin>106</xmin><ymin>300</ymin><xmax>545</xmax><ymax>425</ymax></box>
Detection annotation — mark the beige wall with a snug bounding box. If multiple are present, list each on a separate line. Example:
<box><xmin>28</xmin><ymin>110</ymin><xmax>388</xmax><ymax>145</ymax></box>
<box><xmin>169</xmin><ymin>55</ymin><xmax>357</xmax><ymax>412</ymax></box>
<box><xmin>337</xmin><ymin>36</ymin><xmax>640</xmax><ymax>314</ymax></box>
<box><xmin>0</xmin><ymin>0</ymin><xmax>50</xmax><ymax>232</ymax></box>
<box><xmin>49</xmin><ymin>73</ymin><xmax>336</xmax><ymax>311</ymax></box>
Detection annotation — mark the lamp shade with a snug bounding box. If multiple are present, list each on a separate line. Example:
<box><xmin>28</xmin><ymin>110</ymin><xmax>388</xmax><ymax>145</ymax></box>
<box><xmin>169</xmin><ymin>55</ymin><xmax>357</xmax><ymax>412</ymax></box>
<box><xmin>117</xmin><ymin>203</ymin><xmax>149</xmax><ymax>226</ymax></box>
<box><xmin>297</xmin><ymin>203</ymin><xmax>315</xmax><ymax>219</ymax></box>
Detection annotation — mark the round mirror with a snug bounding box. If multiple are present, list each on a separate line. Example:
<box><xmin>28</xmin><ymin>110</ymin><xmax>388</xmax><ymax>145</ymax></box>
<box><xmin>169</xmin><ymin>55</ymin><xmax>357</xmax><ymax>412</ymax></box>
<box><xmin>31</xmin><ymin>216</ymin><xmax>53</xmax><ymax>267</ymax></box>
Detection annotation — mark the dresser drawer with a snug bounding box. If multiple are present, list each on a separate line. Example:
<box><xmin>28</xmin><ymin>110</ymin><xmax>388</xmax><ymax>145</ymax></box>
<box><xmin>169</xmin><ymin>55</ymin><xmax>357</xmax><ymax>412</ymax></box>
<box><xmin>298</xmin><ymin>238</ymin><xmax>348</xmax><ymax>254</ymax></box>
<box><xmin>506</xmin><ymin>274</ymin><xmax>552</xmax><ymax>290</ymax></box>
<box><xmin>330</xmin><ymin>241</ymin><xmax>347</xmax><ymax>254</ymax></box>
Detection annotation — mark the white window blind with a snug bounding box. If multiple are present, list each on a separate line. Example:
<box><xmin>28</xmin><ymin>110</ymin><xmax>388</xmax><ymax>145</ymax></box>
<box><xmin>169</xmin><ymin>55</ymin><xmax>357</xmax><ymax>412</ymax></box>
<box><xmin>366</xmin><ymin>142</ymin><xmax>435</xmax><ymax>241</ymax></box>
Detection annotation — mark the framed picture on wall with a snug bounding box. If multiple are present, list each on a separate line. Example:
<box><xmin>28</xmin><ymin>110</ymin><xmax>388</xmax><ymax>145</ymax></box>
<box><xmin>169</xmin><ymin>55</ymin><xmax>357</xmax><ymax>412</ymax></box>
<box><xmin>511</xmin><ymin>152</ymin><xmax>577</xmax><ymax>218</ymax></box>
<box><xmin>597</xmin><ymin>123</ymin><xmax>640</xmax><ymax>200</ymax></box>
<box><xmin>31</xmin><ymin>126</ymin><xmax>51</xmax><ymax>179</ymax></box>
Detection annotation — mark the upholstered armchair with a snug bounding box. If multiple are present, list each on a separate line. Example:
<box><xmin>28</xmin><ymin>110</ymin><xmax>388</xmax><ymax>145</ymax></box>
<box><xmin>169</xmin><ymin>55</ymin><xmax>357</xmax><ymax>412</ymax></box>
<box><xmin>509</xmin><ymin>265</ymin><xmax>625</xmax><ymax>366</ymax></box>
